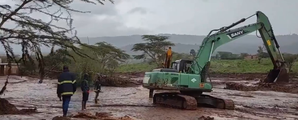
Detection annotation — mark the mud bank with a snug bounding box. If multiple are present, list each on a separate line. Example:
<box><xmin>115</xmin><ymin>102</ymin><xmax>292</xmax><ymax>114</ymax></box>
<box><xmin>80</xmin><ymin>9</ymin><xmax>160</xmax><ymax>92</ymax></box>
<box><xmin>0</xmin><ymin>98</ymin><xmax>37</xmax><ymax>115</ymax></box>
<box><xmin>52</xmin><ymin>112</ymin><xmax>134</xmax><ymax>120</ymax></box>
<box><xmin>117</xmin><ymin>72</ymin><xmax>298</xmax><ymax>81</ymax></box>
<box><xmin>210</xmin><ymin>72</ymin><xmax>298</xmax><ymax>79</ymax></box>
<box><xmin>100</xmin><ymin>75</ymin><xmax>142</xmax><ymax>87</ymax></box>
<box><xmin>225</xmin><ymin>79</ymin><xmax>298</xmax><ymax>94</ymax></box>
<box><xmin>1</xmin><ymin>75</ymin><xmax>298</xmax><ymax>120</ymax></box>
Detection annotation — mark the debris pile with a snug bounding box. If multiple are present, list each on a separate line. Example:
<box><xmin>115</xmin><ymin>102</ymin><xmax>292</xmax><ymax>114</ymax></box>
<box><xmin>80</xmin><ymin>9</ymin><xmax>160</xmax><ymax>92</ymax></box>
<box><xmin>225</xmin><ymin>82</ymin><xmax>258</xmax><ymax>91</ymax></box>
<box><xmin>73</xmin><ymin>112</ymin><xmax>98</xmax><ymax>119</ymax></box>
<box><xmin>70</xmin><ymin>112</ymin><xmax>135</xmax><ymax>120</ymax></box>
<box><xmin>100</xmin><ymin>72</ymin><xmax>143</xmax><ymax>87</ymax></box>
<box><xmin>198</xmin><ymin>116</ymin><xmax>214</xmax><ymax>120</ymax></box>
<box><xmin>0</xmin><ymin>98</ymin><xmax>37</xmax><ymax>115</ymax></box>
<box><xmin>225</xmin><ymin>80</ymin><xmax>298</xmax><ymax>93</ymax></box>
<box><xmin>100</xmin><ymin>75</ymin><xmax>140</xmax><ymax>87</ymax></box>
<box><xmin>0</xmin><ymin>98</ymin><xmax>19</xmax><ymax>114</ymax></box>
<box><xmin>210</xmin><ymin>73</ymin><xmax>266</xmax><ymax>79</ymax></box>
<box><xmin>52</xmin><ymin>116</ymin><xmax>71</xmax><ymax>120</ymax></box>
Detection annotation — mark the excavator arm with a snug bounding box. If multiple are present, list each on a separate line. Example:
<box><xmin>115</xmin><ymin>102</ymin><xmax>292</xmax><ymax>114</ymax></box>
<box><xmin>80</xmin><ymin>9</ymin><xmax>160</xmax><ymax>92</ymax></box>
<box><xmin>190</xmin><ymin>11</ymin><xmax>289</xmax><ymax>83</ymax></box>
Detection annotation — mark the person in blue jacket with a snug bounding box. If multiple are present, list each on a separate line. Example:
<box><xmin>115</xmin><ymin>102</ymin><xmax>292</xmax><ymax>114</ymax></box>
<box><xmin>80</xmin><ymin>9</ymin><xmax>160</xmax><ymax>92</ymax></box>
<box><xmin>81</xmin><ymin>73</ymin><xmax>90</xmax><ymax>110</ymax></box>
<box><xmin>57</xmin><ymin>65</ymin><xmax>76</xmax><ymax>117</ymax></box>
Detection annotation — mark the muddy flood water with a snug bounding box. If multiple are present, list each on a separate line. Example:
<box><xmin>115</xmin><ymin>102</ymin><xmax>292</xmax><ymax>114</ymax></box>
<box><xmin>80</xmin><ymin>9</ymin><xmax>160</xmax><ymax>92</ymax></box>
<box><xmin>1</xmin><ymin>75</ymin><xmax>298</xmax><ymax>120</ymax></box>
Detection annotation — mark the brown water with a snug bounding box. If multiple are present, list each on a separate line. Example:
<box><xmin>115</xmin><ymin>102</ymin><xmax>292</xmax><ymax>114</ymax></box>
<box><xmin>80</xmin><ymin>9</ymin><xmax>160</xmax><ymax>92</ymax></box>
<box><xmin>1</xmin><ymin>76</ymin><xmax>298</xmax><ymax>120</ymax></box>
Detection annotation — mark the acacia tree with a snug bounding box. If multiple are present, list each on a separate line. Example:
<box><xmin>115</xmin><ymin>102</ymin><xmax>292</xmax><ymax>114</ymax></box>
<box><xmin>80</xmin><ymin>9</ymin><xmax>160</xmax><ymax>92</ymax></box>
<box><xmin>42</xmin><ymin>48</ymin><xmax>73</xmax><ymax>79</ymax></box>
<box><xmin>0</xmin><ymin>0</ymin><xmax>113</xmax><ymax>95</ymax></box>
<box><xmin>90</xmin><ymin>42</ymin><xmax>130</xmax><ymax>71</ymax></box>
<box><xmin>131</xmin><ymin>35</ymin><xmax>174</xmax><ymax>66</ymax></box>
<box><xmin>69</xmin><ymin>42</ymin><xmax>129</xmax><ymax>81</ymax></box>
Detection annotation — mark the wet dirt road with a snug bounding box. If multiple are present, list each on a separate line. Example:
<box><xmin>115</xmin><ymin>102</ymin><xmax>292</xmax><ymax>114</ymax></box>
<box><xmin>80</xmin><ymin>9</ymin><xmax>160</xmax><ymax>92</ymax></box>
<box><xmin>1</xmin><ymin>76</ymin><xmax>298</xmax><ymax>120</ymax></box>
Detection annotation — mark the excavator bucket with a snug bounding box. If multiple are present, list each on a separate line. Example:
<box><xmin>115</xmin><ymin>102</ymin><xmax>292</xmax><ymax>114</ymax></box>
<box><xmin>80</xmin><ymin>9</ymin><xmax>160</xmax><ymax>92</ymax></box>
<box><xmin>263</xmin><ymin>67</ymin><xmax>289</xmax><ymax>83</ymax></box>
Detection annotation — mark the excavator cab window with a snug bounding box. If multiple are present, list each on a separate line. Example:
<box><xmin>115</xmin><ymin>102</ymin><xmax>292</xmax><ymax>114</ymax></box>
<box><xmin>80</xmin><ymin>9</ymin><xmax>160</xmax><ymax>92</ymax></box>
<box><xmin>171</xmin><ymin>60</ymin><xmax>192</xmax><ymax>73</ymax></box>
<box><xmin>171</xmin><ymin>62</ymin><xmax>178</xmax><ymax>70</ymax></box>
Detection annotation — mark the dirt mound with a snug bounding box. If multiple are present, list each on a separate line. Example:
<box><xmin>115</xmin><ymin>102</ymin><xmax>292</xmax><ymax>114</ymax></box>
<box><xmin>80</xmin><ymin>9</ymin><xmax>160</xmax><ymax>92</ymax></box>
<box><xmin>225</xmin><ymin>82</ymin><xmax>258</xmax><ymax>91</ymax></box>
<box><xmin>198</xmin><ymin>116</ymin><xmax>214</xmax><ymax>120</ymax></box>
<box><xmin>0</xmin><ymin>98</ymin><xmax>19</xmax><ymax>114</ymax></box>
<box><xmin>72</xmin><ymin>112</ymin><xmax>135</xmax><ymax>120</ymax></box>
<box><xmin>73</xmin><ymin>112</ymin><xmax>98</xmax><ymax>119</ymax></box>
<box><xmin>211</xmin><ymin>73</ymin><xmax>298</xmax><ymax>80</ymax></box>
<box><xmin>118</xmin><ymin>72</ymin><xmax>145</xmax><ymax>77</ymax></box>
<box><xmin>225</xmin><ymin>81</ymin><xmax>298</xmax><ymax>93</ymax></box>
<box><xmin>210</xmin><ymin>73</ymin><xmax>266</xmax><ymax>79</ymax></box>
<box><xmin>117</xmin><ymin>115</ymin><xmax>135</xmax><ymax>120</ymax></box>
<box><xmin>101</xmin><ymin>75</ymin><xmax>141</xmax><ymax>87</ymax></box>
<box><xmin>0</xmin><ymin>98</ymin><xmax>37</xmax><ymax>115</ymax></box>
<box><xmin>52</xmin><ymin>116</ymin><xmax>71</xmax><ymax>120</ymax></box>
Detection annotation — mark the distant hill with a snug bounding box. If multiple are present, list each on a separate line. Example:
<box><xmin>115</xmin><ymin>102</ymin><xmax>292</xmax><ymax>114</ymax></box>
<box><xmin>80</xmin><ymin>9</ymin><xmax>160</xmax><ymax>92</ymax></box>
<box><xmin>80</xmin><ymin>34</ymin><xmax>298</xmax><ymax>55</ymax></box>
<box><xmin>2</xmin><ymin>34</ymin><xmax>298</xmax><ymax>55</ymax></box>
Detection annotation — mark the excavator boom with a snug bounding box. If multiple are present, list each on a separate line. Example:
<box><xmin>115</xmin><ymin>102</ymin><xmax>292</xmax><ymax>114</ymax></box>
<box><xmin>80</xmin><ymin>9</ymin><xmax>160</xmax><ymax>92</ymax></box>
<box><xmin>190</xmin><ymin>11</ymin><xmax>289</xmax><ymax>83</ymax></box>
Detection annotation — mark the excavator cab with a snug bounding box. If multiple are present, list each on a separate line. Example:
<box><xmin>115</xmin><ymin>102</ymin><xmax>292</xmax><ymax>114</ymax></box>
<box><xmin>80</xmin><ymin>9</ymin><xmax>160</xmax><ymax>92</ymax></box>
<box><xmin>171</xmin><ymin>59</ymin><xmax>192</xmax><ymax>73</ymax></box>
<box><xmin>154</xmin><ymin>59</ymin><xmax>192</xmax><ymax>73</ymax></box>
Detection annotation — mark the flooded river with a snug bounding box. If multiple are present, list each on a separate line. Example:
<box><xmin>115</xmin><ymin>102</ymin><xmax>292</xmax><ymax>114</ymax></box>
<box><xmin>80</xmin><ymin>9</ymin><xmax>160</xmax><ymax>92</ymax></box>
<box><xmin>1</xmin><ymin>76</ymin><xmax>298</xmax><ymax>120</ymax></box>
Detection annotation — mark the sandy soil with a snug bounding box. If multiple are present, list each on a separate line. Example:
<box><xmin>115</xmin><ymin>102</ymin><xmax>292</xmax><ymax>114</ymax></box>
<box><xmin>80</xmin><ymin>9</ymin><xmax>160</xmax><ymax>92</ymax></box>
<box><xmin>0</xmin><ymin>74</ymin><xmax>298</xmax><ymax>120</ymax></box>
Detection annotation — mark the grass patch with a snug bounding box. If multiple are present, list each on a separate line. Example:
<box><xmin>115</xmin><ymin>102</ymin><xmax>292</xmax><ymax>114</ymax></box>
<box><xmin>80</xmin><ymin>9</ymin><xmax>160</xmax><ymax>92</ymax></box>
<box><xmin>117</xmin><ymin>59</ymin><xmax>298</xmax><ymax>73</ymax></box>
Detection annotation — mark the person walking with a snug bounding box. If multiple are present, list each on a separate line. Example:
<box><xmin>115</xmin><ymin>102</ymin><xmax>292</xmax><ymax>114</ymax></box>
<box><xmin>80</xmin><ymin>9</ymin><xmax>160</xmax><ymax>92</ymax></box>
<box><xmin>81</xmin><ymin>73</ymin><xmax>90</xmax><ymax>110</ymax></box>
<box><xmin>94</xmin><ymin>73</ymin><xmax>102</xmax><ymax>104</ymax></box>
<box><xmin>57</xmin><ymin>65</ymin><xmax>76</xmax><ymax>117</ymax></box>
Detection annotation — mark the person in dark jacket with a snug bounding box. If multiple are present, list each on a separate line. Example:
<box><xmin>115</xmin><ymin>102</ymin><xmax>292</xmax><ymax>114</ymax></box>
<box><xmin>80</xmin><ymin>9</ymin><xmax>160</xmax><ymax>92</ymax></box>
<box><xmin>94</xmin><ymin>73</ymin><xmax>102</xmax><ymax>104</ymax></box>
<box><xmin>81</xmin><ymin>73</ymin><xmax>90</xmax><ymax>110</ymax></box>
<box><xmin>57</xmin><ymin>65</ymin><xmax>76</xmax><ymax>117</ymax></box>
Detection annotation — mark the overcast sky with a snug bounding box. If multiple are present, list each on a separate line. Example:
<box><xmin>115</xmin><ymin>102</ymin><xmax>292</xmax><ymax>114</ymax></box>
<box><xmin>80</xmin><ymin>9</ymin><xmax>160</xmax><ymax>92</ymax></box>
<box><xmin>2</xmin><ymin>0</ymin><xmax>298</xmax><ymax>37</ymax></box>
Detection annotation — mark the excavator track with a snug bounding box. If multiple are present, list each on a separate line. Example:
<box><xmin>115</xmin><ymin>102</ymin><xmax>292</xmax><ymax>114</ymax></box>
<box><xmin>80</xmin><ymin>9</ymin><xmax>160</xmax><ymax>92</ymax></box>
<box><xmin>153</xmin><ymin>92</ymin><xmax>197</xmax><ymax>110</ymax></box>
<box><xmin>153</xmin><ymin>92</ymin><xmax>235</xmax><ymax>110</ymax></box>
<box><xmin>196</xmin><ymin>94</ymin><xmax>235</xmax><ymax>110</ymax></box>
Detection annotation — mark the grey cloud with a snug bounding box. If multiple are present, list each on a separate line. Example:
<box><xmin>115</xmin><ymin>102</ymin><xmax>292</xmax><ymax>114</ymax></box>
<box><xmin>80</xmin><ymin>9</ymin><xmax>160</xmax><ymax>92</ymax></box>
<box><xmin>127</xmin><ymin>7</ymin><xmax>147</xmax><ymax>14</ymax></box>
<box><xmin>70</xmin><ymin>1</ymin><xmax>118</xmax><ymax>16</ymax></box>
<box><xmin>71</xmin><ymin>15</ymin><xmax>151</xmax><ymax>37</ymax></box>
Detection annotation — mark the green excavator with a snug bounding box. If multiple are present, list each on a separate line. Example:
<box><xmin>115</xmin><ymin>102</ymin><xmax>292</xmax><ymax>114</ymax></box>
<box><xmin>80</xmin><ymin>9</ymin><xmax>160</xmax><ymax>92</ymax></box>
<box><xmin>142</xmin><ymin>11</ymin><xmax>290</xmax><ymax>110</ymax></box>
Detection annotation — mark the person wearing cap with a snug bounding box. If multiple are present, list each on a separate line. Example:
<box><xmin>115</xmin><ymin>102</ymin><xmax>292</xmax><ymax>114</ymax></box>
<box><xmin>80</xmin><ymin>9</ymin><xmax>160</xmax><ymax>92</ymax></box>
<box><xmin>81</xmin><ymin>73</ymin><xmax>90</xmax><ymax>110</ymax></box>
<box><xmin>57</xmin><ymin>65</ymin><xmax>76</xmax><ymax>117</ymax></box>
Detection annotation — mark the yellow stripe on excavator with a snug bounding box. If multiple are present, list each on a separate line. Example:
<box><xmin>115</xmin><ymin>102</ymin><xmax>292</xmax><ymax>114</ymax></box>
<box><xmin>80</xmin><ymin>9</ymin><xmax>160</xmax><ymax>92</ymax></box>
<box><xmin>267</xmin><ymin>40</ymin><xmax>271</xmax><ymax>46</ymax></box>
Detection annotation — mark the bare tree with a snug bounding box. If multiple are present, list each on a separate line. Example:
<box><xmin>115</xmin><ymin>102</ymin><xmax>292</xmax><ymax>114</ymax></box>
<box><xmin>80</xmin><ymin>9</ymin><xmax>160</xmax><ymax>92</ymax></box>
<box><xmin>0</xmin><ymin>0</ymin><xmax>113</xmax><ymax>95</ymax></box>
